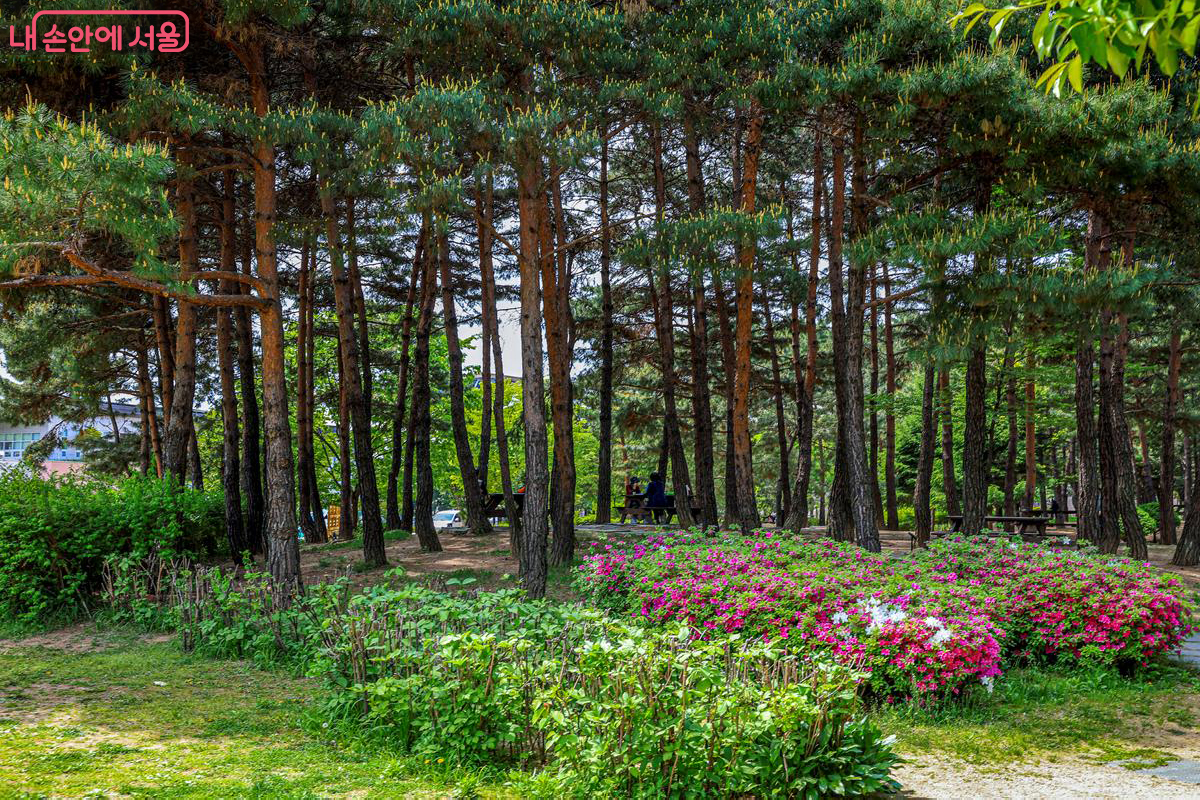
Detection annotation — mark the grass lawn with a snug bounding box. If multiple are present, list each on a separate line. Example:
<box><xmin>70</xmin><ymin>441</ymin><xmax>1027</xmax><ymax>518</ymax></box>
<box><xmin>0</xmin><ymin>632</ymin><xmax>514</xmax><ymax>799</ymax></box>
<box><xmin>877</xmin><ymin>662</ymin><xmax>1200</xmax><ymax>766</ymax></box>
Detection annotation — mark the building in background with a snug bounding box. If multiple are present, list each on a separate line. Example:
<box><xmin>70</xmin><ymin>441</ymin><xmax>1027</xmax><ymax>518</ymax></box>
<box><xmin>0</xmin><ymin>401</ymin><xmax>141</xmax><ymax>476</ymax></box>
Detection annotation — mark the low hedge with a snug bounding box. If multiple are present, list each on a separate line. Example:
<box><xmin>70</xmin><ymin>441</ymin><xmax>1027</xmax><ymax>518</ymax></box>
<box><xmin>0</xmin><ymin>468</ymin><xmax>223</xmax><ymax>624</ymax></box>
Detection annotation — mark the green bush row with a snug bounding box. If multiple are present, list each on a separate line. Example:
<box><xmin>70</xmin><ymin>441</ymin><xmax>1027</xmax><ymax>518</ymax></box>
<box><xmin>143</xmin><ymin>567</ymin><xmax>898</xmax><ymax>797</ymax></box>
<box><xmin>0</xmin><ymin>469</ymin><xmax>224</xmax><ymax>624</ymax></box>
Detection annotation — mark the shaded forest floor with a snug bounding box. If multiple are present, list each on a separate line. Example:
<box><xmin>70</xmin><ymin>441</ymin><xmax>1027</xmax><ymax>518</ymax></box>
<box><xmin>293</xmin><ymin>523</ymin><xmax>1200</xmax><ymax>595</ymax></box>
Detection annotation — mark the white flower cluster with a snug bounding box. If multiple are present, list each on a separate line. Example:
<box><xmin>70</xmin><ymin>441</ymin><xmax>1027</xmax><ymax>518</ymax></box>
<box><xmin>863</xmin><ymin>599</ymin><xmax>907</xmax><ymax>632</ymax></box>
<box><xmin>924</xmin><ymin>615</ymin><xmax>953</xmax><ymax>645</ymax></box>
<box><xmin>980</xmin><ymin>674</ymin><xmax>995</xmax><ymax>694</ymax></box>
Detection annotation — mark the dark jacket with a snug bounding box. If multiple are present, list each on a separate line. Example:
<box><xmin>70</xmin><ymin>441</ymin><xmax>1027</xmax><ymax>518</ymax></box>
<box><xmin>644</xmin><ymin>479</ymin><xmax>668</xmax><ymax>508</ymax></box>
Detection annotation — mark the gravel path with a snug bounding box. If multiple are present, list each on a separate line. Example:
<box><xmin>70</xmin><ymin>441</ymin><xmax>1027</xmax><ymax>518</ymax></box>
<box><xmin>896</xmin><ymin>756</ymin><xmax>1200</xmax><ymax>799</ymax></box>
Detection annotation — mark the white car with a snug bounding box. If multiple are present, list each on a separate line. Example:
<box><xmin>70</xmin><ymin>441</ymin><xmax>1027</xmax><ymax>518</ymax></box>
<box><xmin>433</xmin><ymin>509</ymin><xmax>463</xmax><ymax>529</ymax></box>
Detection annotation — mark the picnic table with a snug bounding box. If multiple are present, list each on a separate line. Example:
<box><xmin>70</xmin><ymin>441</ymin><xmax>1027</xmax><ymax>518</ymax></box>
<box><xmin>912</xmin><ymin>513</ymin><xmax>1066</xmax><ymax>550</ymax></box>
<box><xmin>948</xmin><ymin>514</ymin><xmax>1049</xmax><ymax>536</ymax></box>
<box><xmin>617</xmin><ymin>493</ymin><xmax>702</xmax><ymax>525</ymax></box>
<box><xmin>483</xmin><ymin>492</ymin><xmax>524</xmax><ymax>520</ymax></box>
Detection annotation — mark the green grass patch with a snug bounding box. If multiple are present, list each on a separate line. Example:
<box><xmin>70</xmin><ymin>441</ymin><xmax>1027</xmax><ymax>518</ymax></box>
<box><xmin>0</xmin><ymin>637</ymin><xmax>518</xmax><ymax>798</ymax></box>
<box><xmin>876</xmin><ymin>662</ymin><xmax>1200</xmax><ymax>764</ymax></box>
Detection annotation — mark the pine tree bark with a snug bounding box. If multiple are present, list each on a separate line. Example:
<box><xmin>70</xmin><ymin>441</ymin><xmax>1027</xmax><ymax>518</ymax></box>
<box><xmin>387</xmin><ymin>224</ymin><xmax>425</xmax><ymax>530</ymax></box>
<box><xmin>235</xmin><ymin>232</ymin><xmax>266</xmax><ymax>555</ymax></box>
<box><xmin>1107</xmin><ymin>232</ymin><xmax>1148</xmax><ymax>557</ymax></box>
<box><xmin>476</xmin><ymin>174</ymin><xmax>521</xmax><ymax>542</ymax></box>
<box><xmin>596</xmin><ymin>129</ymin><xmax>616</xmax><ymax>525</ymax></box>
<box><xmin>648</xmin><ymin>123</ymin><xmax>695</xmax><ymax>529</ymax></box>
<box><xmin>346</xmin><ymin>199</ymin><xmax>373</xmax><ymax>409</ymax></box>
<box><xmin>303</xmin><ymin>250</ymin><xmax>326</xmax><ymax>541</ymax></box>
<box><xmin>784</xmin><ymin>129</ymin><xmax>822</xmax><ymax>533</ymax></box>
<box><xmin>321</xmin><ymin>189</ymin><xmax>384</xmax><ymax>563</ymax></box>
<box><xmin>410</xmin><ymin>218</ymin><xmax>442</xmax><ymax>553</ymax></box>
<box><xmin>1075</xmin><ymin>211</ymin><xmax>1105</xmax><ymax>547</ymax></box>
<box><xmin>730</xmin><ymin>101</ymin><xmax>765</xmax><ymax>532</ymax></box>
<box><xmin>682</xmin><ymin>105</ymin><xmax>718</xmax><ymax>526</ymax></box>
<box><xmin>336</xmin><ymin>341</ymin><xmax>355</xmax><ymax>541</ymax></box>
<box><xmin>869</xmin><ymin>262</ymin><xmax>884</xmax><ymax>525</ymax></box>
<box><xmin>544</xmin><ymin>167</ymin><xmax>577</xmax><ymax>563</ymax></box>
<box><xmin>939</xmin><ymin>370</ymin><xmax>960</xmax><ymax>518</ymax></box>
<box><xmin>960</xmin><ymin>186</ymin><xmax>992</xmax><ymax>537</ymax></box>
<box><xmin>1160</xmin><ymin>328</ymin><xmax>1182</xmax><ymax>545</ymax></box>
<box><xmin>763</xmin><ymin>293</ymin><xmax>790</xmax><ymax>520</ymax></box>
<box><xmin>914</xmin><ymin>363</ymin><xmax>936</xmax><ymax>546</ymax></box>
<box><xmin>247</xmin><ymin>42</ymin><xmax>299</xmax><ymax>585</ymax></box>
<box><xmin>218</xmin><ymin>169</ymin><xmax>246</xmax><ymax>557</ymax></box>
<box><xmin>515</xmin><ymin>132</ymin><xmax>549</xmax><ymax>597</ymax></box>
<box><xmin>162</xmin><ymin>149</ymin><xmax>199</xmax><ymax>482</ymax></box>
<box><xmin>296</xmin><ymin>239</ymin><xmax>319</xmax><ymax>542</ymax></box>
<box><xmin>828</xmin><ymin>120</ymin><xmax>879</xmax><ymax>551</ymax></box>
<box><xmin>961</xmin><ymin>346</ymin><xmax>988</xmax><ymax>535</ymax></box>
<box><xmin>1024</xmin><ymin>344</ymin><xmax>1037</xmax><ymax>512</ymax></box>
<box><xmin>437</xmin><ymin>226</ymin><xmax>492</xmax><ymax>536</ymax></box>
<box><xmin>1003</xmin><ymin>360</ymin><xmax>1019</xmax><ymax>517</ymax></box>
<box><xmin>136</xmin><ymin>342</ymin><xmax>163</xmax><ymax>478</ymax></box>
<box><xmin>882</xmin><ymin>262</ymin><xmax>899</xmax><ymax>529</ymax></box>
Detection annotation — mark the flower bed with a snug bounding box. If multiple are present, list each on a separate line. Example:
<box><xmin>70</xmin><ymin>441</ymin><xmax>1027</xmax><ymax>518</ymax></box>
<box><xmin>578</xmin><ymin>531</ymin><xmax>1193</xmax><ymax>699</ymax></box>
<box><xmin>911</xmin><ymin>537</ymin><xmax>1194</xmax><ymax>667</ymax></box>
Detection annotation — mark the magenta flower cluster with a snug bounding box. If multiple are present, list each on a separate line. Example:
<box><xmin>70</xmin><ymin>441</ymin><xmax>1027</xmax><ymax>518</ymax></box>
<box><xmin>578</xmin><ymin>531</ymin><xmax>1193</xmax><ymax>699</ymax></box>
<box><xmin>913</xmin><ymin>537</ymin><xmax>1194</xmax><ymax>667</ymax></box>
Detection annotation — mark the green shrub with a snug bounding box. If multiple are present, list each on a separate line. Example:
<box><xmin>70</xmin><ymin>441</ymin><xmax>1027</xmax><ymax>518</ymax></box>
<box><xmin>0</xmin><ymin>468</ymin><xmax>223</xmax><ymax>624</ymax></box>
<box><xmin>166</xmin><ymin>570</ymin><xmax>899</xmax><ymax>796</ymax></box>
<box><xmin>1138</xmin><ymin>501</ymin><xmax>1178</xmax><ymax>540</ymax></box>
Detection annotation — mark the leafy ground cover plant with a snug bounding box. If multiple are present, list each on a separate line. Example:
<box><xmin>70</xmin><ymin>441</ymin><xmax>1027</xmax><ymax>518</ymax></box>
<box><xmin>577</xmin><ymin>530</ymin><xmax>1193</xmax><ymax>699</ymax></box>
<box><xmin>127</xmin><ymin>562</ymin><xmax>899</xmax><ymax>796</ymax></box>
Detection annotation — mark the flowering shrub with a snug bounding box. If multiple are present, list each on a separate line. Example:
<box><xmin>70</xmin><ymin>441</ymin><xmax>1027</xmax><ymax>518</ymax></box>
<box><xmin>578</xmin><ymin>531</ymin><xmax>1193</xmax><ymax>700</ymax></box>
<box><xmin>911</xmin><ymin>537</ymin><xmax>1193</xmax><ymax>668</ymax></box>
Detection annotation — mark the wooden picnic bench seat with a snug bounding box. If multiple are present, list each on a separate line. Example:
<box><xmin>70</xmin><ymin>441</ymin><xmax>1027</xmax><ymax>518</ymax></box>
<box><xmin>617</xmin><ymin>493</ymin><xmax>702</xmax><ymax>525</ymax></box>
<box><xmin>948</xmin><ymin>514</ymin><xmax>1049</xmax><ymax>536</ymax></box>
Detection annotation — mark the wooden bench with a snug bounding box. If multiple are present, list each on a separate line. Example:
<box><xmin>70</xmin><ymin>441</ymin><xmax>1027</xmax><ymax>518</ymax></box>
<box><xmin>617</xmin><ymin>493</ymin><xmax>702</xmax><ymax>525</ymax></box>
<box><xmin>948</xmin><ymin>514</ymin><xmax>1048</xmax><ymax>536</ymax></box>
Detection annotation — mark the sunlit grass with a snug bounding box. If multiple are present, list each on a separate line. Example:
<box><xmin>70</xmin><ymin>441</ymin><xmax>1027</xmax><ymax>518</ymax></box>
<box><xmin>0</xmin><ymin>639</ymin><xmax>519</xmax><ymax>798</ymax></box>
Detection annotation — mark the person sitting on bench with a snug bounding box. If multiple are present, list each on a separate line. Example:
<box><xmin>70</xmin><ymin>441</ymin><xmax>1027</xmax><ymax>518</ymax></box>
<box><xmin>643</xmin><ymin>472</ymin><xmax>669</xmax><ymax>524</ymax></box>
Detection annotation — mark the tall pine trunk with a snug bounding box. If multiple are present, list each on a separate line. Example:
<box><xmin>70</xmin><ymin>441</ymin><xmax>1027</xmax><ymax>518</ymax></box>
<box><xmin>828</xmin><ymin>120</ymin><xmax>879</xmax><ymax>551</ymax></box>
<box><xmin>163</xmin><ymin>149</ymin><xmax>198</xmax><ymax>481</ymax></box>
<box><xmin>437</xmin><ymin>225</ymin><xmax>491</xmax><ymax>536</ymax></box>
<box><xmin>682</xmin><ymin>105</ymin><xmax>718</xmax><ymax>525</ymax></box>
<box><xmin>1160</xmin><ymin>328</ymin><xmax>1182</xmax><ymax>545</ymax></box>
<box><xmin>730</xmin><ymin>101</ymin><xmax>765</xmax><ymax>532</ymax></box>
<box><xmin>321</xmin><ymin>189</ymin><xmax>384</xmax><ymax>564</ymax></box>
<box><xmin>544</xmin><ymin>168</ymin><xmax>577</xmax><ymax>563</ymax></box>
<box><xmin>387</xmin><ymin>225</ymin><xmax>425</xmax><ymax>529</ymax></box>
<box><xmin>248</xmin><ymin>43</ymin><xmax>300</xmax><ymax>585</ymax></box>
<box><xmin>785</xmin><ymin>129</ymin><xmax>822</xmax><ymax>533</ymax></box>
<box><xmin>218</xmin><ymin>170</ymin><xmax>246</xmax><ymax>557</ymax></box>
<box><xmin>596</xmin><ymin>130</ymin><xmax>615</xmax><ymax>524</ymax></box>
<box><xmin>515</xmin><ymin>130</ymin><xmax>550</xmax><ymax>597</ymax></box>
<box><xmin>409</xmin><ymin>219</ymin><xmax>442</xmax><ymax>553</ymax></box>
<box><xmin>960</xmin><ymin>186</ymin><xmax>992</xmax><ymax>537</ymax></box>
<box><xmin>914</xmin><ymin>363</ymin><xmax>936</xmax><ymax>546</ymax></box>
<box><xmin>882</xmin><ymin>262</ymin><xmax>899</xmax><ymax>529</ymax></box>
<box><xmin>476</xmin><ymin>174</ymin><xmax>521</xmax><ymax>542</ymax></box>
<box><xmin>649</xmin><ymin>124</ymin><xmax>695</xmax><ymax>528</ymax></box>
